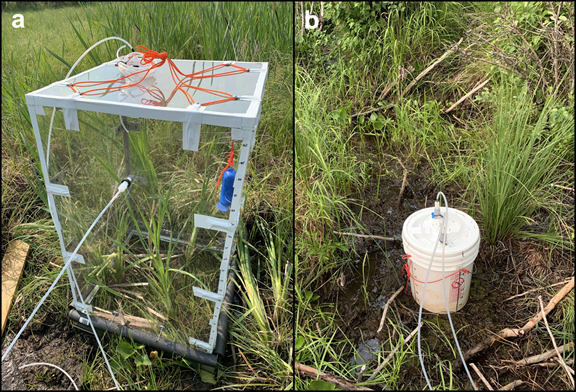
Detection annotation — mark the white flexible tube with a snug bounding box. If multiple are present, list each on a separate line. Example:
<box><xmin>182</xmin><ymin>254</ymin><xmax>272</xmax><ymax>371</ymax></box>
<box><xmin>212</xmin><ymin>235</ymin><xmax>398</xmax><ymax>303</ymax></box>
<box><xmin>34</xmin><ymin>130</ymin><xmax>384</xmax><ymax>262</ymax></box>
<box><xmin>66</xmin><ymin>37</ymin><xmax>133</xmax><ymax>81</ymax></box>
<box><xmin>18</xmin><ymin>363</ymin><xmax>79</xmax><ymax>390</ymax></box>
<box><xmin>45</xmin><ymin>110</ymin><xmax>57</xmax><ymax>170</ymax></box>
<box><xmin>416</xmin><ymin>192</ymin><xmax>477</xmax><ymax>390</ymax></box>
<box><xmin>416</xmin><ymin>218</ymin><xmax>441</xmax><ymax>390</ymax></box>
<box><xmin>2</xmin><ymin>186</ymin><xmax>124</xmax><ymax>363</ymax></box>
<box><xmin>45</xmin><ymin>37</ymin><xmax>133</xmax><ymax>172</ymax></box>
<box><xmin>67</xmin><ymin>258</ymin><xmax>120</xmax><ymax>390</ymax></box>
<box><xmin>437</xmin><ymin>192</ymin><xmax>477</xmax><ymax>390</ymax></box>
<box><xmin>116</xmin><ymin>44</ymin><xmax>127</xmax><ymax>59</ymax></box>
<box><xmin>119</xmin><ymin>115</ymin><xmax>130</xmax><ymax>133</ymax></box>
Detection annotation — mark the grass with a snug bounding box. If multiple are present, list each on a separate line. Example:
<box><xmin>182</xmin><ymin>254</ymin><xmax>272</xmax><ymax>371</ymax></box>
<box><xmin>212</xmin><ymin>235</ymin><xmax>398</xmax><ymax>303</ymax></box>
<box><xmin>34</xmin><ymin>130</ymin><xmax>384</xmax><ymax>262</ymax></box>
<box><xmin>296</xmin><ymin>1</ymin><xmax>573</xmax><ymax>390</ymax></box>
<box><xmin>294</xmin><ymin>268</ymin><xmax>428</xmax><ymax>390</ymax></box>
<box><xmin>225</xmin><ymin>214</ymin><xmax>293</xmax><ymax>388</ymax></box>
<box><xmin>2</xmin><ymin>1</ymin><xmax>292</xmax><ymax>390</ymax></box>
<box><xmin>468</xmin><ymin>82</ymin><xmax>574</xmax><ymax>247</ymax></box>
<box><xmin>295</xmin><ymin>64</ymin><xmax>369</xmax><ymax>292</ymax></box>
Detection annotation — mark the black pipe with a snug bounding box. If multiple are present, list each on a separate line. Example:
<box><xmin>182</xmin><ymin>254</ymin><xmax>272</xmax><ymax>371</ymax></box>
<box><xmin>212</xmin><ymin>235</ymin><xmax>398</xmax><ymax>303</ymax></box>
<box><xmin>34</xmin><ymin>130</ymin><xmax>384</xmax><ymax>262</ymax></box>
<box><xmin>68</xmin><ymin>261</ymin><xmax>238</xmax><ymax>368</ymax></box>
<box><xmin>69</xmin><ymin>308</ymin><xmax>219</xmax><ymax>367</ymax></box>
<box><xmin>214</xmin><ymin>260</ymin><xmax>237</xmax><ymax>357</ymax></box>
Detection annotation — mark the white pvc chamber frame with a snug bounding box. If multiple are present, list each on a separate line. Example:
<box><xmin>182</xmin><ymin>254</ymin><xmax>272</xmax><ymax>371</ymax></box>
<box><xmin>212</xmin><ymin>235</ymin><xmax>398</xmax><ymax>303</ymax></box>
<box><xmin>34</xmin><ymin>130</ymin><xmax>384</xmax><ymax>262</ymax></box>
<box><xmin>25</xmin><ymin>57</ymin><xmax>268</xmax><ymax>355</ymax></box>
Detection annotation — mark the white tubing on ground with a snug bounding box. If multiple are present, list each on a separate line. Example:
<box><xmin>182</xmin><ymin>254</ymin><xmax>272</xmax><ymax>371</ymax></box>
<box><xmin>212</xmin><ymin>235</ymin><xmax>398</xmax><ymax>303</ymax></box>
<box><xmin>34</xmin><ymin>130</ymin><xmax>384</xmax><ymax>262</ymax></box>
<box><xmin>2</xmin><ymin>188</ymin><xmax>125</xmax><ymax>389</ymax></box>
<box><xmin>18</xmin><ymin>363</ymin><xmax>79</xmax><ymax>390</ymax></box>
<box><xmin>437</xmin><ymin>191</ymin><xmax>477</xmax><ymax>390</ymax></box>
<box><xmin>416</xmin><ymin>192</ymin><xmax>477</xmax><ymax>390</ymax></box>
<box><xmin>67</xmin><ymin>259</ymin><xmax>120</xmax><ymax>389</ymax></box>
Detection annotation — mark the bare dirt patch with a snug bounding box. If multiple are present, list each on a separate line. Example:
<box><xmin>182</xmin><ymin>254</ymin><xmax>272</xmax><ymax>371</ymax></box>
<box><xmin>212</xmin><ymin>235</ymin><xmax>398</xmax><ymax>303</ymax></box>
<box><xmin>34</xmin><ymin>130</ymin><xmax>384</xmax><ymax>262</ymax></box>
<box><xmin>2</xmin><ymin>315</ymin><xmax>87</xmax><ymax>390</ymax></box>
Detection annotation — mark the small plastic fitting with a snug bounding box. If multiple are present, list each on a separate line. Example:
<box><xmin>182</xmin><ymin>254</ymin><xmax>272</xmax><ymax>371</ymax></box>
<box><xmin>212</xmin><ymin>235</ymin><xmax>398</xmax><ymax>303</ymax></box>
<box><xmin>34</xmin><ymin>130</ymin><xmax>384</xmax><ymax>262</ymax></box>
<box><xmin>118</xmin><ymin>176</ymin><xmax>133</xmax><ymax>193</ymax></box>
<box><xmin>433</xmin><ymin>200</ymin><xmax>440</xmax><ymax>219</ymax></box>
<box><xmin>439</xmin><ymin>231</ymin><xmax>446</xmax><ymax>244</ymax></box>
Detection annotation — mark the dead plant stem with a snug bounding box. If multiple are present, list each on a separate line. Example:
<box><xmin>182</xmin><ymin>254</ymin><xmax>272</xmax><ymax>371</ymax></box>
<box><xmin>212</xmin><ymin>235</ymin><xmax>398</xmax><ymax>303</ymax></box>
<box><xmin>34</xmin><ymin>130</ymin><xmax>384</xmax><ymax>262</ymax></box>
<box><xmin>377</xmin><ymin>286</ymin><xmax>403</xmax><ymax>334</ymax></box>
<box><xmin>470</xmin><ymin>362</ymin><xmax>494</xmax><ymax>390</ymax></box>
<box><xmin>332</xmin><ymin>231</ymin><xmax>399</xmax><ymax>242</ymax></box>
<box><xmin>444</xmin><ymin>78</ymin><xmax>490</xmax><ymax>114</ymax></box>
<box><xmin>538</xmin><ymin>295</ymin><xmax>575</xmax><ymax>387</ymax></box>
<box><xmin>295</xmin><ymin>363</ymin><xmax>374</xmax><ymax>391</ymax></box>
<box><xmin>367</xmin><ymin>322</ymin><xmax>422</xmax><ymax>382</ymax></box>
<box><xmin>462</xmin><ymin>277</ymin><xmax>574</xmax><ymax>362</ymax></box>
<box><xmin>401</xmin><ymin>38</ymin><xmax>464</xmax><ymax>98</ymax></box>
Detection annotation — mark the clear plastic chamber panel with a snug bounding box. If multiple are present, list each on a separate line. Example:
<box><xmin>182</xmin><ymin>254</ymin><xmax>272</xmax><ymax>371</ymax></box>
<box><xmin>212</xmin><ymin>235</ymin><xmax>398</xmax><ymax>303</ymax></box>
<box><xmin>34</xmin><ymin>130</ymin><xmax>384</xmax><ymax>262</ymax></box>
<box><xmin>43</xmin><ymin>110</ymin><xmax>233</xmax><ymax>345</ymax></box>
<box><xmin>26</xmin><ymin>57</ymin><xmax>267</xmax><ymax>352</ymax></box>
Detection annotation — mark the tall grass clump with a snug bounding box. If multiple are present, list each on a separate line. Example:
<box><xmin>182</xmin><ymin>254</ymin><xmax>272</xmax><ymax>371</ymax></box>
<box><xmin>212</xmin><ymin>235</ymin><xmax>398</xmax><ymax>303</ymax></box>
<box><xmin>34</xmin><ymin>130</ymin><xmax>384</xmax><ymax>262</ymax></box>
<box><xmin>227</xmin><ymin>215</ymin><xmax>293</xmax><ymax>389</ymax></box>
<box><xmin>76</xmin><ymin>2</ymin><xmax>291</xmax><ymax>65</ymax></box>
<box><xmin>470</xmin><ymin>82</ymin><xmax>573</xmax><ymax>246</ymax></box>
<box><xmin>295</xmin><ymin>65</ymin><xmax>368</xmax><ymax>289</ymax></box>
<box><xmin>296</xmin><ymin>1</ymin><xmax>468</xmax><ymax>111</ymax></box>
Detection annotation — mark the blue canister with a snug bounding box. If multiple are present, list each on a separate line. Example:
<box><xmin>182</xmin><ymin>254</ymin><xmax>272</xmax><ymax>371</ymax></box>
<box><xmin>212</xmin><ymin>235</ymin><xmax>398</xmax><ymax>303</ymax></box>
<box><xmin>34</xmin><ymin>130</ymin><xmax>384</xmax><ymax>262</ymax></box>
<box><xmin>217</xmin><ymin>167</ymin><xmax>236</xmax><ymax>211</ymax></box>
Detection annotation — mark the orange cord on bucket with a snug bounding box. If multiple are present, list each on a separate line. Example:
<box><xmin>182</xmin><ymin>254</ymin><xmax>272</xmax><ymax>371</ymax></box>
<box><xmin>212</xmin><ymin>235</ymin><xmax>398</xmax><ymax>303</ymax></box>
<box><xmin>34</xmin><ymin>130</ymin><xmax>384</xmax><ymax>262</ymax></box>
<box><xmin>400</xmin><ymin>254</ymin><xmax>470</xmax><ymax>294</ymax></box>
<box><xmin>69</xmin><ymin>45</ymin><xmax>248</xmax><ymax>107</ymax></box>
<box><xmin>216</xmin><ymin>143</ymin><xmax>235</xmax><ymax>189</ymax></box>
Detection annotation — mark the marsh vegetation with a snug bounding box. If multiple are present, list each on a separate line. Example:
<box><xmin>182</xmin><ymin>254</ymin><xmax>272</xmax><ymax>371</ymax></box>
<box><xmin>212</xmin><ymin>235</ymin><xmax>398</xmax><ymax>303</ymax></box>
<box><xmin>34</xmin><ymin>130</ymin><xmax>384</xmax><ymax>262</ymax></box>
<box><xmin>295</xmin><ymin>2</ymin><xmax>574</xmax><ymax>390</ymax></box>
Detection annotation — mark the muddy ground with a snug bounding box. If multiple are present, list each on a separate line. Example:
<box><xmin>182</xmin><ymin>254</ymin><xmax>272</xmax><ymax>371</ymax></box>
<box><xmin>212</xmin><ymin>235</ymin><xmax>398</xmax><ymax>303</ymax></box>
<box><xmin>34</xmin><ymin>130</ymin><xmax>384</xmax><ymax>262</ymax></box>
<box><xmin>316</xmin><ymin>141</ymin><xmax>574</xmax><ymax>390</ymax></box>
<box><xmin>1</xmin><ymin>310</ymin><xmax>224</xmax><ymax>390</ymax></box>
<box><xmin>2</xmin><ymin>313</ymin><xmax>88</xmax><ymax>390</ymax></box>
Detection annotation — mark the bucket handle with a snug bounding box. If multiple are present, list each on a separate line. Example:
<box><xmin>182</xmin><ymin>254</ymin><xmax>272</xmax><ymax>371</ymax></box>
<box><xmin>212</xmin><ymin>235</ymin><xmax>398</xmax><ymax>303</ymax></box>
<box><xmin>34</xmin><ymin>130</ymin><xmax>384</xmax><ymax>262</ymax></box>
<box><xmin>400</xmin><ymin>254</ymin><xmax>470</xmax><ymax>294</ymax></box>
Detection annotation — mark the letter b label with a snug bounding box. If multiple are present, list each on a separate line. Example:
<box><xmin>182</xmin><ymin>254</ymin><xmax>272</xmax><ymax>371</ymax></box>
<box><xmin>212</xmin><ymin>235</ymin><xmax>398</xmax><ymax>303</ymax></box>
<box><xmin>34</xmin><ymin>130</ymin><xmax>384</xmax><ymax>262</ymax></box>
<box><xmin>305</xmin><ymin>10</ymin><xmax>318</xmax><ymax>29</ymax></box>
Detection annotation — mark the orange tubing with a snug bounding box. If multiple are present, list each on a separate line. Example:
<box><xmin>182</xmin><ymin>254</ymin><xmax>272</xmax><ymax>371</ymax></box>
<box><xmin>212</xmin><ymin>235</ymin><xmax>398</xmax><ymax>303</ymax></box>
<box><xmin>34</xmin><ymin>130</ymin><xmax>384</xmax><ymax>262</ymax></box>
<box><xmin>69</xmin><ymin>45</ymin><xmax>248</xmax><ymax>107</ymax></box>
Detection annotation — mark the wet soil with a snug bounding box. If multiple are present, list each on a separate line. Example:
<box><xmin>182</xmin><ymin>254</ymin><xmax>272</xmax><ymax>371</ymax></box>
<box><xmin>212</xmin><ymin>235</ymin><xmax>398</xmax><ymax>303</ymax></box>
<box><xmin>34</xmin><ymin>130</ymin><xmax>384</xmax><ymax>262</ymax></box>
<box><xmin>2</xmin><ymin>314</ymin><xmax>87</xmax><ymax>390</ymax></box>
<box><xmin>1</xmin><ymin>313</ymin><xmax>213</xmax><ymax>390</ymax></box>
<box><xmin>318</xmin><ymin>140</ymin><xmax>574</xmax><ymax>390</ymax></box>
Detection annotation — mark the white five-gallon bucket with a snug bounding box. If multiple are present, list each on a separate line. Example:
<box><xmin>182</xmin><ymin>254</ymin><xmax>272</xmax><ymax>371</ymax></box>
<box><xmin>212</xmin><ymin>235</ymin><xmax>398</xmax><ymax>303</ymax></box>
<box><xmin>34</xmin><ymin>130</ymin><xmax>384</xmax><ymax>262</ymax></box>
<box><xmin>402</xmin><ymin>207</ymin><xmax>480</xmax><ymax>313</ymax></box>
